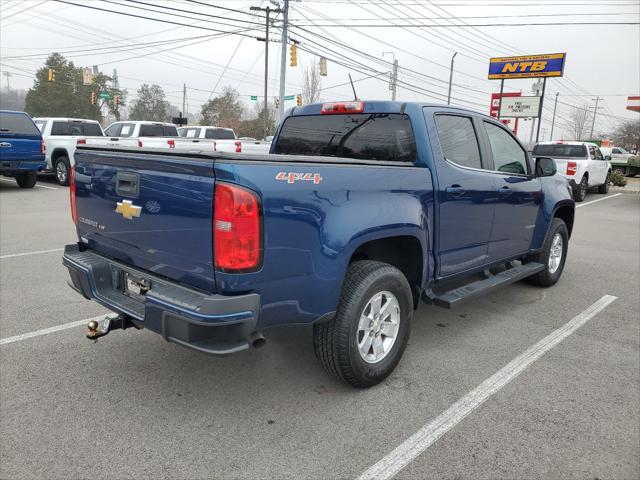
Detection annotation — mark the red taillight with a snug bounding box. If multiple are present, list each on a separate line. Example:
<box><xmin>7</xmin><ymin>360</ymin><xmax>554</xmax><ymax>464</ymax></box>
<box><xmin>76</xmin><ymin>138</ymin><xmax>86</xmax><ymax>146</ymax></box>
<box><xmin>566</xmin><ymin>162</ymin><xmax>577</xmax><ymax>176</ymax></box>
<box><xmin>40</xmin><ymin>139</ymin><xmax>46</xmax><ymax>155</ymax></box>
<box><xmin>70</xmin><ymin>166</ymin><xmax>78</xmax><ymax>225</ymax></box>
<box><xmin>137</xmin><ymin>140</ymin><xmax>143</xmax><ymax>147</ymax></box>
<box><xmin>234</xmin><ymin>141</ymin><xmax>242</xmax><ymax>153</ymax></box>
<box><xmin>167</xmin><ymin>139</ymin><xmax>175</xmax><ymax>148</ymax></box>
<box><xmin>321</xmin><ymin>101</ymin><xmax>365</xmax><ymax>114</ymax></box>
<box><xmin>214</xmin><ymin>183</ymin><xmax>261</xmax><ymax>271</ymax></box>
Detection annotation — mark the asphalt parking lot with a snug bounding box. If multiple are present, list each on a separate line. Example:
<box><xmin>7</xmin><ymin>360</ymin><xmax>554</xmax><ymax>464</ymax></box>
<box><xmin>1</xmin><ymin>176</ymin><xmax>638</xmax><ymax>480</ymax></box>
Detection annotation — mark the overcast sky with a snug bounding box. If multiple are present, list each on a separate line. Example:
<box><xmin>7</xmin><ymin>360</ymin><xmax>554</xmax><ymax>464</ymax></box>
<box><xmin>1</xmin><ymin>0</ymin><xmax>638</xmax><ymax>141</ymax></box>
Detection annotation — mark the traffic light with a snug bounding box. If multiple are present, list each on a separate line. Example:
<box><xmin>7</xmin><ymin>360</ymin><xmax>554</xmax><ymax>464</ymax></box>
<box><xmin>91</xmin><ymin>91</ymin><xmax>97</xmax><ymax>105</ymax></box>
<box><xmin>274</xmin><ymin>97</ymin><xmax>280</xmax><ymax>109</ymax></box>
<box><xmin>319</xmin><ymin>57</ymin><xmax>327</xmax><ymax>76</ymax></box>
<box><xmin>296</xmin><ymin>94</ymin><xmax>302</xmax><ymax>107</ymax></box>
<box><xmin>47</xmin><ymin>68</ymin><xmax>55</xmax><ymax>82</ymax></box>
<box><xmin>290</xmin><ymin>44</ymin><xmax>297</xmax><ymax>67</ymax></box>
<box><xmin>114</xmin><ymin>95</ymin><xmax>121</xmax><ymax>107</ymax></box>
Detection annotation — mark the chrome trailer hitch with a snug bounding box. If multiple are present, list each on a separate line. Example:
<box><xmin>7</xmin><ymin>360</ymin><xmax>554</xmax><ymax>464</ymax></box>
<box><xmin>86</xmin><ymin>314</ymin><xmax>140</xmax><ymax>342</ymax></box>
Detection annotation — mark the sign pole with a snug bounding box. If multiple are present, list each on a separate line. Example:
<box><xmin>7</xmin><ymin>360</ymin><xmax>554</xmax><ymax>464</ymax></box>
<box><xmin>497</xmin><ymin>79</ymin><xmax>504</xmax><ymax>120</ymax></box>
<box><xmin>535</xmin><ymin>77</ymin><xmax>546</xmax><ymax>143</ymax></box>
<box><xmin>549</xmin><ymin>92</ymin><xmax>559</xmax><ymax>141</ymax></box>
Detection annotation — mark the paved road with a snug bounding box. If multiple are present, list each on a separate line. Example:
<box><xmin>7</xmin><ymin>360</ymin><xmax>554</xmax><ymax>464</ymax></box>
<box><xmin>1</xmin><ymin>177</ymin><xmax>638</xmax><ymax>479</ymax></box>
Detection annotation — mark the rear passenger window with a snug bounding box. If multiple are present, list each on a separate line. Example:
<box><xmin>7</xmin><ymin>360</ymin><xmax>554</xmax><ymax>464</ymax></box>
<box><xmin>434</xmin><ymin>115</ymin><xmax>482</xmax><ymax>169</ymax></box>
<box><xmin>104</xmin><ymin>123</ymin><xmax>122</xmax><ymax>137</ymax></box>
<box><xmin>483</xmin><ymin>121</ymin><xmax>528</xmax><ymax>175</ymax></box>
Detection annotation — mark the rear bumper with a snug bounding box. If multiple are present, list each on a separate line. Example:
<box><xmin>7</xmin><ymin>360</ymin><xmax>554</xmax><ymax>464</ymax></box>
<box><xmin>0</xmin><ymin>159</ymin><xmax>47</xmax><ymax>175</ymax></box>
<box><xmin>63</xmin><ymin>244</ymin><xmax>260</xmax><ymax>354</ymax></box>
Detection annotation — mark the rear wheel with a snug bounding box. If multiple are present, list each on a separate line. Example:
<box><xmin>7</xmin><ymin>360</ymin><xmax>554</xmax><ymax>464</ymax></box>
<box><xmin>54</xmin><ymin>156</ymin><xmax>71</xmax><ymax>186</ymax></box>
<box><xmin>525</xmin><ymin>218</ymin><xmax>568</xmax><ymax>287</ymax></box>
<box><xmin>598</xmin><ymin>172</ymin><xmax>610</xmax><ymax>194</ymax></box>
<box><xmin>613</xmin><ymin>167</ymin><xmax>625</xmax><ymax>175</ymax></box>
<box><xmin>15</xmin><ymin>172</ymin><xmax>37</xmax><ymax>188</ymax></box>
<box><xmin>313</xmin><ymin>260</ymin><xmax>413</xmax><ymax>388</ymax></box>
<box><xmin>573</xmin><ymin>175</ymin><xmax>588</xmax><ymax>202</ymax></box>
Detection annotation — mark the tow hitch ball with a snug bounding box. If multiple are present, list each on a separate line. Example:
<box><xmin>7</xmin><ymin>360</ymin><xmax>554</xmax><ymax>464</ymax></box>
<box><xmin>86</xmin><ymin>314</ymin><xmax>138</xmax><ymax>342</ymax></box>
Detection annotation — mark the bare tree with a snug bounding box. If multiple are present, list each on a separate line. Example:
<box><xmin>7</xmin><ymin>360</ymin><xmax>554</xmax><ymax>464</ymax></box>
<box><xmin>302</xmin><ymin>59</ymin><xmax>322</xmax><ymax>105</ymax></box>
<box><xmin>566</xmin><ymin>104</ymin><xmax>591</xmax><ymax>140</ymax></box>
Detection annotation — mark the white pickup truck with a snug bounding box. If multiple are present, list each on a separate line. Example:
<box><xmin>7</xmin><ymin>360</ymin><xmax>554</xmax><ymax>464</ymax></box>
<box><xmin>532</xmin><ymin>141</ymin><xmax>611</xmax><ymax>202</ymax></box>
<box><xmin>92</xmin><ymin>121</ymin><xmax>217</xmax><ymax>152</ymax></box>
<box><xmin>34</xmin><ymin>117</ymin><xmax>105</xmax><ymax>185</ymax></box>
<box><xmin>178</xmin><ymin>125</ymin><xmax>241</xmax><ymax>153</ymax></box>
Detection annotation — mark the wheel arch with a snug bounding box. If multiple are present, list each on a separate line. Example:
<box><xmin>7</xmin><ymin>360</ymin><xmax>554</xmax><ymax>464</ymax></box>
<box><xmin>51</xmin><ymin>148</ymin><xmax>70</xmax><ymax>163</ymax></box>
<box><xmin>553</xmin><ymin>204</ymin><xmax>575</xmax><ymax>238</ymax></box>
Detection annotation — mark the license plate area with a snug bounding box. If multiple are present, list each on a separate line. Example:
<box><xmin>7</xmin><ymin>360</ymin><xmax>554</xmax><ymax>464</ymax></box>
<box><xmin>123</xmin><ymin>272</ymin><xmax>151</xmax><ymax>300</ymax></box>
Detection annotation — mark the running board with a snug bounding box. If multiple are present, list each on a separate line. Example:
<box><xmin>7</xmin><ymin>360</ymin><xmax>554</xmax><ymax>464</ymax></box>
<box><xmin>428</xmin><ymin>262</ymin><xmax>545</xmax><ymax>309</ymax></box>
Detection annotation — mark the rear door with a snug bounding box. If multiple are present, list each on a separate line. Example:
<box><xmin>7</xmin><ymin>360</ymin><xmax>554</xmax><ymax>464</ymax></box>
<box><xmin>479</xmin><ymin>120</ymin><xmax>542</xmax><ymax>260</ymax></box>
<box><xmin>0</xmin><ymin>111</ymin><xmax>42</xmax><ymax>162</ymax></box>
<box><xmin>429</xmin><ymin>111</ymin><xmax>497</xmax><ymax>278</ymax></box>
<box><xmin>590</xmin><ymin>145</ymin><xmax>608</xmax><ymax>184</ymax></box>
<box><xmin>74</xmin><ymin>149</ymin><xmax>217</xmax><ymax>291</ymax></box>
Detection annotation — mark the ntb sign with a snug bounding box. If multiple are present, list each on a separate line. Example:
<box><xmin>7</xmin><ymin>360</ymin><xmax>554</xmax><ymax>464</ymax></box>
<box><xmin>488</xmin><ymin>53</ymin><xmax>566</xmax><ymax>79</ymax></box>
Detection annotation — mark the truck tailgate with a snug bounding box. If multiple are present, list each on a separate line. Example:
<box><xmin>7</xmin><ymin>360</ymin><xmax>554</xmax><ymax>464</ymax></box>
<box><xmin>74</xmin><ymin>148</ymin><xmax>216</xmax><ymax>292</ymax></box>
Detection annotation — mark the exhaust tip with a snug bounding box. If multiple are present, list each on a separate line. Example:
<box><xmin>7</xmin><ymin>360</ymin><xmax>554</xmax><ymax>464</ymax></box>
<box><xmin>249</xmin><ymin>331</ymin><xmax>266</xmax><ymax>349</ymax></box>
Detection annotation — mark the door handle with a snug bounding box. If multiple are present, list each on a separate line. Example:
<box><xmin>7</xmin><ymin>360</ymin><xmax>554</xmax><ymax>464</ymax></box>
<box><xmin>445</xmin><ymin>185</ymin><xmax>465</xmax><ymax>197</ymax></box>
<box><xmin>498</xmin><ymin>186</ymin><xmax>512</xmax><ymax>196</ymax></box>
<box><xmin>116</xmin><ymin>172</ymin><xmax>140</xmax><ymax>197</ymax></box>
<box><xmin>0</xmin><ymin>142</ymin><xmax>11</xmax><ymax>148</ymax></box>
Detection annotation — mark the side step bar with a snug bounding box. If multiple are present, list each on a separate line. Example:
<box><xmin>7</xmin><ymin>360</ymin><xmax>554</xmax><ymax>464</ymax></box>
<box><xmin>425</xmin><ymin>262</ymin><xmax>545</xmax><ymax>309</ymax></box>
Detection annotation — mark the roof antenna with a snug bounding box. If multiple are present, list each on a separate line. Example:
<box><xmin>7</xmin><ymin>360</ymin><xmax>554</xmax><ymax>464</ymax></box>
<box><xmin>348</xmin><ymin>74</ymin><xmax>358</xmax><ymax>101</ymax></box>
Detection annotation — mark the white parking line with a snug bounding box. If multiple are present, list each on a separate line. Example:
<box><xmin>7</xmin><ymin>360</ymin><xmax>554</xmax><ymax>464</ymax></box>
<box><xmin>356</xmin><ymin>294</ymin><xmax>617</xmax><ymax>480</ymax></box>
<box><xmin>576</xmin><ymin>193</ymin><xmax>622</xmax><ymax>208</ymax></box>
<box><xmin>0</xmin><ymin>248</ymin><xmax>64</xmax><ymax>259</ymax></box>
<box><xmin>0</xmin><ymin>177</ymin><xmax>58</xmax><ymax>190</ymax></box>
<box><xmin>0</xmin><ymin>315</ymin><xmax>106</xmax><ymax>346</ymax></box>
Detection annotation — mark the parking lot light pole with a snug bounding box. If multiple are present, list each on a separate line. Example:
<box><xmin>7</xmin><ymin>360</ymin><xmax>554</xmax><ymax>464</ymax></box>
<box><xmin>550</xmin><ymin>92</ymin><xmax>559</xmax><ymax>140</ymax></box>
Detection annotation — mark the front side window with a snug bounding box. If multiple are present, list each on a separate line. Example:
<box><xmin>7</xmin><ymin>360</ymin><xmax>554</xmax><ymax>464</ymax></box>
<box><xmin>434</xmin><ymin>114</ymin><xmax>481</xmax><ymax>169</ymax></box>
<box><xmin>593</xmin><ymin>147</ymin><xmax>604</xmax><ymax>160</ymax></box>
<box><xmin>274</xmin><ymin>113</ymin><xmax>416</xmax><ymax>162</ymax></box>
<box><xmin>483</xmin><ymin>121</ymin><xmax>528</xmax><ymax>175</ymax></box>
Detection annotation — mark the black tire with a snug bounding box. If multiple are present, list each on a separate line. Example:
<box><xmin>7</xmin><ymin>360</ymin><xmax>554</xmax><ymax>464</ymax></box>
<box><xmin>573</xmin><ymin>175</ymin><xmax>588</xmax><ymax>202</ymax></box>
<box><xmin>525</xmin><ymin>218</ymin><xmax>569</xmax><ymax>287</ymax></box>
<box><xmin>598</xmin><ymin>172</ymin><xmax>610</xmax><ymax>194</ymax></box>
<box><xmin>313</xmin><ymin>260</ymin><xmax>413</xmax><ymax>388</ymax></box>
<box><xmin>54</xmin><ymin>156</ymin><xmax>71</xmax><ymax>186</ymax></box>
<box><xmin>15</xmin><ymin>172</ymin><xmax>37</xmax><ymax>188</ymax></box>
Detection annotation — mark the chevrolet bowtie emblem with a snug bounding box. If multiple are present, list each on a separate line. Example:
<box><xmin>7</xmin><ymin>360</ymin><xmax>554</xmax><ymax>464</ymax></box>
<box><xmin>115</xmin><ymin>199</ymin><xmax>142</xmax><ymax>220</ymax></box>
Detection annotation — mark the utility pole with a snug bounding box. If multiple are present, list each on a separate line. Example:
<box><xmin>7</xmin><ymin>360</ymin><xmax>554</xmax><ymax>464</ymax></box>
<box><xmin>382</xmin><ymin>52</ymin><xmax>398</xmax><ymax>101</ymax></box>
<box><xmin>447</xmin><ymin>52</ymin><xmax>457</xmax><ymax>105</ymax></box>
<box><xmin>251</xmin><ymin>5</ymin><xmax>280</xmax><ymax>138</ymax></box>
<box><xmin>549</xmin><ymin>92</ymin><xmax>559</xmax><ymax>140</ymax></box>
<box><xmin>182</xmin><ymin>83</ymin><xmax>187</xmax><ymax>118</ymax></box>
<box><xmin>278</xmin><ymin>0</ymin><xmax>289</xmax><ymax>121</ymax></box>
<box><xmin>589</xmin><ymin>96</ymin><xmax>602</xmax><ymax>139</ymax></box>
<box><xmin>3</xmin><ymin>71</ymin><xmax>11</xmax><ymax>90</ymax></box>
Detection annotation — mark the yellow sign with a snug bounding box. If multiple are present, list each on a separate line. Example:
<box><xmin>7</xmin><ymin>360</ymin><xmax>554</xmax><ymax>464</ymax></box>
<box><xmin>115</xmin><ymin>200</ymin><xmax>142</xmax><ymax>220</ymax></box>
<box><xmin>488</xmin><ymin>53</ymin><xmax>566</xmax><ymax>79</ymax></box>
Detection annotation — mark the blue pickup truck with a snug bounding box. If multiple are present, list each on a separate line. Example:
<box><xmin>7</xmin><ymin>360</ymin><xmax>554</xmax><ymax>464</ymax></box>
<box><xmin>63</xmin><ymin>101</ymin><xmax>574</xmax><ymax>387</ymax></box>
<box><xmin>0</xmin><ymin>110</ymin><xmax>46</xmax><ymax>188</ymax></box>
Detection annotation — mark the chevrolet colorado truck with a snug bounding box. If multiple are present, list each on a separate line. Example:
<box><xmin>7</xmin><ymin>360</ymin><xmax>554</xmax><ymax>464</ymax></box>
<box><xmin>34</xmin><ymin>117</ymin><xmax>105</xmax><ymax>185</ymax></box>
<box><xmin>532</xmin><ymin>141</ymin><xmax>611</xmax><ymax>202</ymax></box>
<box><xmin>63</xmin><ymin>101</ymin><xmax>574</xmax><ymax>388</ymax></box>
<box><xmin>0</xmin><ymin>110</ymin><xmax>46</xmax><ymax>188</ymax></box>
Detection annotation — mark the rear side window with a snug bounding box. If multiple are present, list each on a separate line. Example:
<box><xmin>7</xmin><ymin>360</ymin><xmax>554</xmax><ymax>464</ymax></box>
<box><xmin>532</xmin><ymin>144</ymin><xmax>587</xmax><ymax>158</ymax></box>
<box><xmin>274</xmin><ymin>113</ymin><xmax>416</xmax><ymax>162</ymax></box>
<box><xmin>434</xmin><ymin>114</ymin><xmax>481</xmax><ymax>169</ymax></box>
<box><xmin>139</xmin><ymin>124</ymin><xmax>179</xmax><ymax>137</ymax></box>
<box><xmin>0</xmin><ymin>112</ymin><xmax>40</xmax><ymax>136</ymax></box>
<box><xmin>105</xmin><ymin>123</ymin><xmax>122</xmax><ymax>137</ymax></box>
<box><xmin>50</xmin><ymin>121</ymin><xmax>103</xmax><ymax>136</ymax></box>
<box><xmin>205</xmin><ymin>128</ymin><xmax>235</xmax><ymax>140</ymax></box>
<box><xmin>483</xmin><ymin>121</ymin><xmax>528</xmax><ymax>175</ymax></box>
<box><xmin>182</xmin><ymin>128</ymin><xmax>201</xmax><ymax>138</ymax></box>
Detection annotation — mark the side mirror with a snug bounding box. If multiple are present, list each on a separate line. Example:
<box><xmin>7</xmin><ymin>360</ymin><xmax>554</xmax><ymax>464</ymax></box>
<box><xmin>535</xmin><ymin>157</ymin><xmax>557</xmax><ymax>177</ymax></box>
<box><xmin>605</xmin><ymin>155</ymin><xmax>612</xmax><ymax>161</ymax></box>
